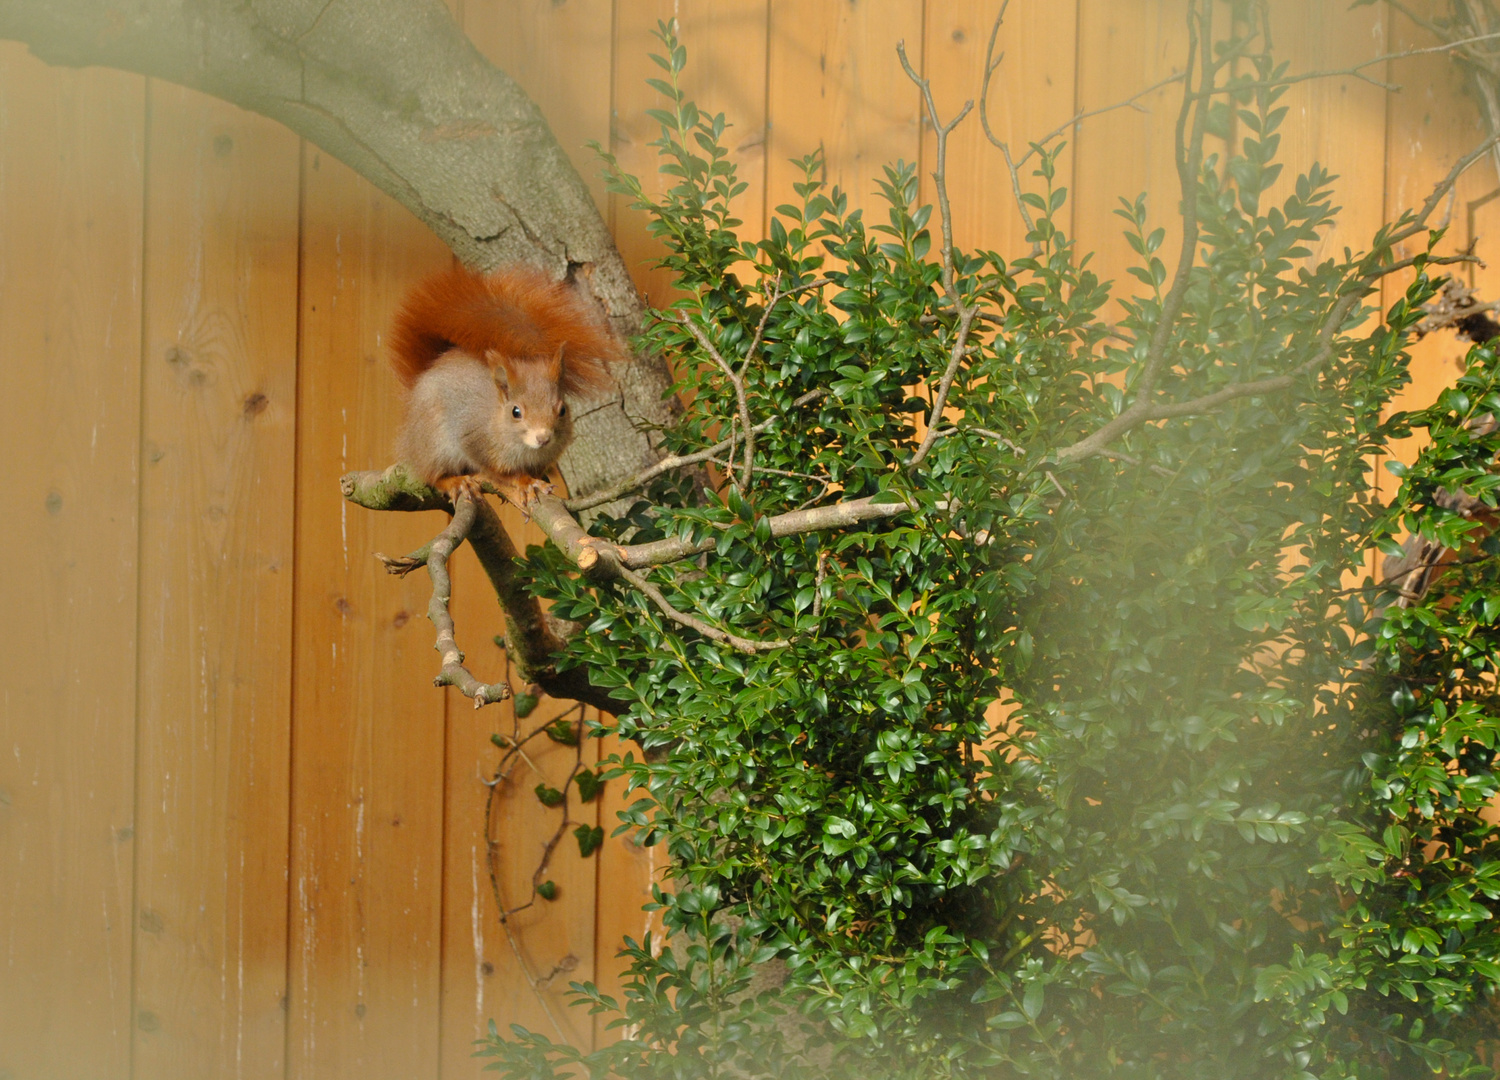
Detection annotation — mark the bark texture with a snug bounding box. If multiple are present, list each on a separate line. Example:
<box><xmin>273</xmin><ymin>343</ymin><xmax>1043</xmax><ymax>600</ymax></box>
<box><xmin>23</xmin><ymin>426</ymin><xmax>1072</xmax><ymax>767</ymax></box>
<box><xmin>0</xmin><ymin>0</ymin><xmax>671</xmax><ymax>495</ymax></box>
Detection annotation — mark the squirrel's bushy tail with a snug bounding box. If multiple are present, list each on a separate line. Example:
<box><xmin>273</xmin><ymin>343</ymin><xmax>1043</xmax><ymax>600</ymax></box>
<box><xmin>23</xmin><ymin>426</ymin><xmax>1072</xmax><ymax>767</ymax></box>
<box><xmin>389</xmin><ymin>265</ymin><xmax>627</xmax><ymax>396</ymax></box>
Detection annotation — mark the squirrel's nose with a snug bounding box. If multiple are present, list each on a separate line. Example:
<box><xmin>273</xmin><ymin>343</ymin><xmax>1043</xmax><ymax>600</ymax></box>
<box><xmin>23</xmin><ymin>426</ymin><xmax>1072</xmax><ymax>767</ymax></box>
<box><xmin>531</xmin><ymin>430</ymin><xmax>552</xmax><ymax>447</ymax></box>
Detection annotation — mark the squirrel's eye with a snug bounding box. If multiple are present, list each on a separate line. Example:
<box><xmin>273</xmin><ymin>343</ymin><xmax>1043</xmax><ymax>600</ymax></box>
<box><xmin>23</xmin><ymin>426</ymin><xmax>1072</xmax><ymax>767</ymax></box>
<box><xmin>558</xmin><ymin>403</ymin><xmax>567</xmax><ymax>417</ymax></box>
<box><xmin>511</xmin><ymin>405</ymin><xmax>522</xmax><ymax>420</ymax></box>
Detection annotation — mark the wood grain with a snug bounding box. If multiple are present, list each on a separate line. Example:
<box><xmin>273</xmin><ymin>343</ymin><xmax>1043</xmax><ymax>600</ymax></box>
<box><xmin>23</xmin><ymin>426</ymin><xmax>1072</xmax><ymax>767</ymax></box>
<box><xmin>462</xmin><ymin>0</ymin><xmax>615</xmax><ymax>217</ymax></box>
<box><xmin>591</xmin><ymin>731</ymin><xmax>668</xmax><ymax>1047</ymax></box>
<box><xmin>766</xmin><ymin>0</ymin><xmax>923</xmax><ymax>229</ymax></box>
<box><xmin>287</xmin><ymin>146</ymin><xmax>454</xmax><ymax>1080</ymax></box>
<box><xmin>0</xmin><ymin>44</ymin><xmax>145</xmax><ymax>1080</ymax></box>
<box><xmin>130</xmin><ymin>82</ymin><xmax>300</xmax><ymax>1080</ymax></box>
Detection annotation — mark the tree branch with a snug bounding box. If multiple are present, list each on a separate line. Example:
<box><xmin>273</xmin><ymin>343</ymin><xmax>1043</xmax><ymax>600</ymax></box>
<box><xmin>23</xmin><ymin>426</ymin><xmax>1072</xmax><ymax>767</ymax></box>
<box><xmin>673</xmin><ymin>313</ymin><xmax>756</xmax><ymax>488</ymax></box>
<box><xmin>896</xmin><ymin>39</ymin><xmax>983</xmax><ymax>468</ymax></box>
<box><xmin>616</xmin><ymin>566</ymin><xmax>791</xmax><ymax>654</ymax></box>
<box><xmin>340</xmin><ymin>466</ymin><xmax>621</xmax><ymax>712</ymax></box>
<box><xmin>564</xmin><ymin>389</ymin><xmax>827</xmax><ymax>513</ymax></box>
<box><xmin>1056</xmin><ymin>291</ymin><xmax>1364</xmax><ymax>464</ymax></box>
<box><xmin>343</xmin><ymin>467</ymin><xmax>918</xmax><ymax>576</ymax></box>
<box><xmin>420</xmin><ymin>492</ymin><xmax>512</xmax><ymax>708</ymax></box>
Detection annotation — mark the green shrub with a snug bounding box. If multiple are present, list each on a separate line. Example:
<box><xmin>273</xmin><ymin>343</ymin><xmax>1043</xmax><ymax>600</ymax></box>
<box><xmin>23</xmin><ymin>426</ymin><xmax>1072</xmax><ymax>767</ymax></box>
<box><xmin>480</xmin><ymin>8</ymin><xmax>1500</xmax><ymax>1077</ymax></box>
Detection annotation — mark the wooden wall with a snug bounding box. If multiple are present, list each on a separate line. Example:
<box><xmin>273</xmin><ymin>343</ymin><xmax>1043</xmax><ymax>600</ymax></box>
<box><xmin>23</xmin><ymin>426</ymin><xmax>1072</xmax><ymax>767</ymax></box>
<box><xmin>0</xmin><ymin>2</ymin><xmax>1491</xmax><ymax>1078</ymax></box>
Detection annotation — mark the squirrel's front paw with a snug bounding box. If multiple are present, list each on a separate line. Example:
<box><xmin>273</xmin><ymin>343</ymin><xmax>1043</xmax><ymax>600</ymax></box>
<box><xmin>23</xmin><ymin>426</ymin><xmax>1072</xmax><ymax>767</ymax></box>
<box><xmin>435</xmin><ymin>474</ymin><xmax>485</xmax><ymax>506</ymax></box>
<box><xmin>492</xmin><ymin>475</ymin><xmax>553</xmax><ymax>516</ymax></box>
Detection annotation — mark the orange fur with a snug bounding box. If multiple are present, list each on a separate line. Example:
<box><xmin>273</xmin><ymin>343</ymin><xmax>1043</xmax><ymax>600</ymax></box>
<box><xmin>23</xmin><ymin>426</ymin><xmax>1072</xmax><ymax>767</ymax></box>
<box><xmin>389</xmin><ymin>264</ymin><xmax>626</xmax><ymax>396</ymax></box>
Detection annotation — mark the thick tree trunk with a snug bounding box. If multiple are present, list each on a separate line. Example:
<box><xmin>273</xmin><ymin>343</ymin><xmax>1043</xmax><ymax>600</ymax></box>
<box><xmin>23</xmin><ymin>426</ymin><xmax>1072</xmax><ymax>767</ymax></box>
<box><xmin>0</xmin><ymin>0</ymin><xmax>670</xmax><ymax>495</ymax></box>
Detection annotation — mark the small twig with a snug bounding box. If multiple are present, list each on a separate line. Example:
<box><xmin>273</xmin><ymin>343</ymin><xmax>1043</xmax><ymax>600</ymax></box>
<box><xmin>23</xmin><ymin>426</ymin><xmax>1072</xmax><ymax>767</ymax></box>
<box><xmin>1383</xmin><ymin>133</ymin><xmax>1500</xmax><ymax>249</ymax></box>
<box><xmin>374</xmin><ymin>542</ymin><xmax>431</xmax><ymax>576</ymax></box>
<box><xmin>740</xmin><ymin>275</ymin><xmax>833</xmax><ymax>381</ymax></box>
<box><xmin>616</xmin><ymin>565</ymin><xmax>791</xmax><ymax>653</ymax></box>
<box><xmin>483</xmin><ymin>759</ymin><xmax>571</xmax><ymax>1044</ymax></box>
<box><xmin>1057</xmin><ymin>290</ymin><xmax>1365</xmax><ymax>464</ymax></box>
<box><xmin>978</xmin><ymin>0</ymin><xmax>1185</xmax><ymax>241</ymax></box>
<box><xmin>1209</xmin><ymin>30</ymin><xmax>1500</xmax><ymax>96</ymax></box>
<box><xmin>565</xmin><ymin>389</ymin><xmax>827</xmax><ymax>512</ymax></box>
<box><xmin>1140</xmin><ymin>0</ymin><xmax>1210</xmax><ymax>407</ymax></box>
<box><xmin>703</xmin><ymin>456</ymin><xmax>834</xmax><ymax>487</ymax></box>
<box><xmin>1010</xmin><ymin>73</ymin><xmax>1187</xmax><ymax>173</ymax></box>
<box><xmin>423</xmin><ymin>492</ymin><xmax>511</xmax><ymax>708</ymax></box>
<box><xmin>1385</xmin><ymin>0</ymin><xmax>1452</xmax><ymax>41</ymax></box>
<box><xmin>897</xmin><ymin>38</ymin><xmax>985</xmax><ymax>469</ymax></box>
<box><xmin>812</xmin><ymin>550</ymin><xmax>829</xmax><ymax>620</ymax></box>
<box><xmin>910</xmin><ymin>307</ymin><xmax>982</xmax><ymax>468</ymax></box>
<box><xmin>897</xmin><ymin>40</ymin><xmax>972</xmax><ymax>298</ymax></box>
<box><xmin>611</xmin><ymin>492</ymin><xmax>921</xmax><ymax>570</ymax></box>
<box><xmin>1365</xmin><ymin>249</ymin><xmax>1481</xmax><ymax>280</ymax></box>
<box><xmin>977</xmin><ymin>1</ymin><xmax>1040</xmax><ymax>241</ymax></box>
<box><xmin>674</xmin><ymin>312</ymin><xmax>756</xmax><ymax>488</ymax></box>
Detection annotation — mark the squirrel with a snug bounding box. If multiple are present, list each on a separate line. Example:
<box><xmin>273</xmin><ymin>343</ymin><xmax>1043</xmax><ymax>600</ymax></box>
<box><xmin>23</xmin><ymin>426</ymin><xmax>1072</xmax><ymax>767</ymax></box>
<box><xmin>389</xmin><ymin>264</ymin><xmax>627</xmax><ymax>507</ymax></box>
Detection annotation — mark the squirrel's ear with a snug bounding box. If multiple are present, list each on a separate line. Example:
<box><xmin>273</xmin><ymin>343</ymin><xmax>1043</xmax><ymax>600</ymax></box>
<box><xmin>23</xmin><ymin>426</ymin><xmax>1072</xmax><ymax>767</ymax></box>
<box><xmin>547</xmin><ymin>343</ymin><xmax>565</xmax><ymax>384</ymax></box>
<box><xmin>486</xmin><ymin>349</ymin><xmax>512</xmax><ymax>393</ymax></box>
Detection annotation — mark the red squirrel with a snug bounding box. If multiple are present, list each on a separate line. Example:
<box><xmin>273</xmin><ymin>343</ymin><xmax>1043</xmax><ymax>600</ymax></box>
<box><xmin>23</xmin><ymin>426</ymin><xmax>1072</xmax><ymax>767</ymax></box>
<box><xmin>389</xmin><ymin>265</ymin><xmax>627</xmax><ymax>506</ymax></box>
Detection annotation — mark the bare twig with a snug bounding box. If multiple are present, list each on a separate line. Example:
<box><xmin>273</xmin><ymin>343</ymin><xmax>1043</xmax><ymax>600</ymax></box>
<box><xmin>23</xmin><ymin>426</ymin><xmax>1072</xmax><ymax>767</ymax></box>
<box><xmin>898</xmin><ymin>40</ymin><xmax>972</xmax><ymax>297</ymax></box>
<box><xmin>374</xmin><ymin>542</ymin><xmax>431</xmax><ymax>576</ymax></box>
<box><xmin>740</xmin><ymin>276</ymin><xmax>833</xmax><ymax>380</ymax></box>
<box><xmin>617</xmin><ymin>565</ymin><xmax>791</xmax><ymax>653</ymax></box>
<box><xmin>1140</xmin><ymin>0</ymin><xmax>1210</xmax><ymax>406</ymax></box>
<box><xmin>1009</xmin><ymin>73</ymin><xmax>1188</xmax><ymax>173</ymax></box>
<box><xmin>610</xmin><ymin>493</ymin><xmax>920</xmax><ymax>570</ymax></box>
<box><xmin>897</xmin><ymin>39</ymin><xmax>984</xmax><ymax>468</ymax></box>
<box><xmin>1382</xmin><ymin>133</ymin><xmax>1500</xmax><ymax>249</ymax></box>
<box><xmin>482</xmin><ymin>738</ymin><xmax>573</xmax><ymax>1044</ymax></box>
<box><xmin>675</xmin><ymin>313</ymin><xmax>756</xmax><ymax>488</ymax></box>
<box><xmin>979</xmin><ymin>0</ymin><xmax>1186</xmax><ymax>238</ymax></box>
<box><xmin>340</xmin><ymin>465</ymin><xmax>618</xmax><ymax>712</ymax></box>
<box><xmin>910</xmin><ymin>307</ymin><xmax>982</xmax><ymax>467</ymax></box>
<box><xmin>423</xmin><ymin>492</ymin><xmax>511</xmax><ymax>707</ymax></box>
<box><xmin>564</xmin><ymin>395</ymin><xmax>828</xmax><ymax>513</ymax></box>
<box><xmin>703</xmin><ymin>456</ymin><xmax>835</xmax><ymax>487</ymax></box>
<box><xmin>1385</xmin><ymin>0</ymin><xmax>1453</xmax><ymax>40</ymax></box>
<box><xmin>1056</xmin><ymin>290</ymin><xmax>1365</xmax><ymax>464</ymax></box>
<box><xmin>1212</xmin><ymin>30</ymin><xmax>1500</xmax><ymax>95</ymax></box>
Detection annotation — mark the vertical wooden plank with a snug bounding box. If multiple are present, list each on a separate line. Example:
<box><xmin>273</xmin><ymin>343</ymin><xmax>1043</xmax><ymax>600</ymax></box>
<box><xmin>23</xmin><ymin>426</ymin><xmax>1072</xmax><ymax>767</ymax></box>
<box><xmin>0</xmin><ymin>45</ymin><xmax>145</xmax><ymax>1080</ymax></box>
<box><xmin>442</xmin><ymin>4</ymin><xmax>620</xmax><ymax>1063</ymax></box>
<box><xmin>288</xmin><ymin>147</ymin><xmax>453</xmax><ymax>1080</ymax></box>
<box><xmin>463</xmin><ymin>0</ymin><xmax>615</xmax><ymax>216</ymax></box>
<box><xmin>1383</xmin><ymin>3</ymin><xmax>1492</xmax><ymax>460</ymax></box>
<box><xmin>921</xmin><ymin>1</ymin><xmax>1079</xmax><ymax>259</ymax></box>
<box><xmin>591</xmin><ymin>731</ymin><xmax>667</xmax><ymax>1046</ymax></box>
<box><xmin>439</xmin><ymin>513</ymin><xmax>603</xmax><ymax>1065</ymax></box>
<box><xmin>1071</xmin><ymin>0</ymin><xmax>1191</xmax><ymax>319</ymax></box>
<box><xmin>437</xmin><ymin>614</ymin><xmax>603</xmax><ymax>1063</ymax></box>
<box><xmin>613</xmin><ymin>1</ymin><xmax>771</xmax><ymax>306</ymax></box>
<box><xmin>129</xmin><ymin>84</ymin><xmax>300</xmax><ymax>1080</ymax></box>
<box><xmin>1265</xmin><ymin>1</ymin><xmax>1390</xmax><ymax>263</ymax></box>
<box><xmin>765</xmin><ymin>0</ymin><xmax>923</xmax><ymax>235</ymax></box>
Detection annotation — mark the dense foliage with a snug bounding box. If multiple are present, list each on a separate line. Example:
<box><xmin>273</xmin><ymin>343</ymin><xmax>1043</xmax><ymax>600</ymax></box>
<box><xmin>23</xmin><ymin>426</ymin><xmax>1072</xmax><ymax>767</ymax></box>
<box><xmin>481</xmin><ymin>8</ymin><xmax>1500</xmax><ymax>1077</ymax></box>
